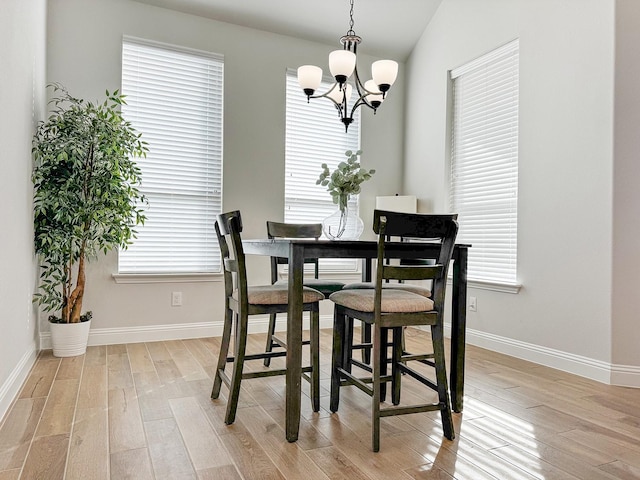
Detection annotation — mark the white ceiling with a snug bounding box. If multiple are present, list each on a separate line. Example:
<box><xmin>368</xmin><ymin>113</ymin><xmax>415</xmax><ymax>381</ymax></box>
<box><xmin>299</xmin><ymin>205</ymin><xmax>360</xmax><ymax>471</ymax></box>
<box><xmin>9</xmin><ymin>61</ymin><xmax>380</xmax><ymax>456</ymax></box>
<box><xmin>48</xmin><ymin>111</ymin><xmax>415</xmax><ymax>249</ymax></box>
<box><xmin>132</xmin><ymin>0</ymin><xmax>442</xmax><ymax>60</ymax></box>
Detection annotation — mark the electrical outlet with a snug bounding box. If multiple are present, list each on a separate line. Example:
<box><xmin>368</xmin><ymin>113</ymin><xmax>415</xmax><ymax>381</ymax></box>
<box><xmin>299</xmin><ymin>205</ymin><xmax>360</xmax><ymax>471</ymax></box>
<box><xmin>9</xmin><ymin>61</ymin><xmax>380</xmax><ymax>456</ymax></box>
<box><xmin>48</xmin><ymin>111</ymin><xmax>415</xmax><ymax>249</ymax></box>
<box><xmin>469</xmin><ymin>296</ymin><xmax>477</xmax><ymax>312</ymax></box>
<box><xmin>171</xmin><ymin>291</ymin><xmax>183</xmax><ymax>306</ymax></box>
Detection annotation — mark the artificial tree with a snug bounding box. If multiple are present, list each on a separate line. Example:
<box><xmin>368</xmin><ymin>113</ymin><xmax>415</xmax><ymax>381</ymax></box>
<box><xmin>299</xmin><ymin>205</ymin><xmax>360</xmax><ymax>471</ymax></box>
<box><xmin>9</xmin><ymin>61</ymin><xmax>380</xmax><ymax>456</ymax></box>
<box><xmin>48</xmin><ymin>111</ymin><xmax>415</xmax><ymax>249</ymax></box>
<box><xmin>32</xmin><ymin>84</ymin><xmax>147</xmax><ymax>323</ymax></box>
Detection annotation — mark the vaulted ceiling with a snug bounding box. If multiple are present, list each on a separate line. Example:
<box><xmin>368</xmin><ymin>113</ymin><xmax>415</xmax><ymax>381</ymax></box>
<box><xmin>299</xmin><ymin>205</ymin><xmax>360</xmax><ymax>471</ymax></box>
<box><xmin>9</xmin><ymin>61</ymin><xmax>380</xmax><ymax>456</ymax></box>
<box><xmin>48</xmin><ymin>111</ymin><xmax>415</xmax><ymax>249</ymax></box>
<box><xmin>132</xmin><ymin>0</ymin><xmax>442</xmax><ymax>60</ymax></box>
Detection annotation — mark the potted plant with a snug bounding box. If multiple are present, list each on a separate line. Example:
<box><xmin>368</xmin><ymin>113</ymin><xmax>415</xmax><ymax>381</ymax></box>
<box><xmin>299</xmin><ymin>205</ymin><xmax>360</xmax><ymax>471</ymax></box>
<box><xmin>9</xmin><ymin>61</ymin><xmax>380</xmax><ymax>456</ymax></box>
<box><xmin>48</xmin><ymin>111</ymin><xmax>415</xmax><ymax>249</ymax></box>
<box><xmin>316</xmin><ymin>149</ymin><xmax>375</xmax><ymax>239</ymax></box>
<box><xmin>32</xmin><ymin>83</ymin><xmax>147</xmax><ymax>357</ymax></box>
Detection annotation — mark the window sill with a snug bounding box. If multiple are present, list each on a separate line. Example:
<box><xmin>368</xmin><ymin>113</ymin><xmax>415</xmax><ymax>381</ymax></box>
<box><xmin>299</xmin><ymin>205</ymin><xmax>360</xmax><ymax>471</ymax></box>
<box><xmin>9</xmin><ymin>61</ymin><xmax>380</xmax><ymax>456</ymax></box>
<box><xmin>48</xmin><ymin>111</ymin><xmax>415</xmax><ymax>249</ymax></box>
<box><xmin>112</xmin><ymin>273</ymin><xmax>223</xmax><ymax>284</ymax></box>
<box><xmin>448</xmin><ymin>277</ymin><xmax>521</xmax><ymax>294</ymax></box>
<box><xmin>469</xmin><ymin>279</ymin><xmax>521</xmax><ymax>293</ymax></box>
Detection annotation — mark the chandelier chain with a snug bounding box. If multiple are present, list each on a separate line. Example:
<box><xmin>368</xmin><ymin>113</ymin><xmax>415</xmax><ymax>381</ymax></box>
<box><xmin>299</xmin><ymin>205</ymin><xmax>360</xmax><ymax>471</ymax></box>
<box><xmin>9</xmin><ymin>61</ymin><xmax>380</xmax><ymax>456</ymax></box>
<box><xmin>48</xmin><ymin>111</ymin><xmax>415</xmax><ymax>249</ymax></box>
<box><xmin>347</xmin><ymin>0</ymin><xmax>355</xmax><ymax>36</ymax></box>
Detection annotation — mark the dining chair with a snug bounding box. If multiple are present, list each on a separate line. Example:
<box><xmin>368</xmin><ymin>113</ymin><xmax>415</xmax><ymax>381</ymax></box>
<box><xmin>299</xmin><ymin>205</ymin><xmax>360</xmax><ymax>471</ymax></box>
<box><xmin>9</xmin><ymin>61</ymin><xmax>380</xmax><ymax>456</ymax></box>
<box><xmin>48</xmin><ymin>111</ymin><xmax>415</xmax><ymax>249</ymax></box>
<box><xmin>328</xmin><ymin>210</ymin><xmax>458</xmax><ymax>451</ymax></box>
<box><xmin>263</xmin><ymin>221</ymin><xmax>345</xmax><ymax>367</ymax></box>
<box><xmin>342</xmin><ymin>258</ymin><xmax>434</xmax><ymax>369</ymax></box>
<box><xmin>211</xmin><ymin>211</ymin><xmax>325</xmax><ymax>423</ymax></box>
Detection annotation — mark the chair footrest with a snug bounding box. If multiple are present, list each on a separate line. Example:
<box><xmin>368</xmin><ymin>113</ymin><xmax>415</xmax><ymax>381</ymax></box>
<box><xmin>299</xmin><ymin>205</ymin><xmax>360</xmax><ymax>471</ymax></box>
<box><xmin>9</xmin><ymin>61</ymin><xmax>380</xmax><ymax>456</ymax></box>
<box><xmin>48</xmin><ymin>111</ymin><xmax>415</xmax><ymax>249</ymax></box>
<box><xmin>350</xmin><ymin>359</ymin><xmax>373</xmax><ymax>372</ymax></box>
<box><xmin>216</xmin><ymin>369</ymin><xmax>231</xmax><ymax>389</ymax></box>
<box><xmin>401</xmin><ymin>353</ymin><xmax>435</xmax><ymax>362</ymax></box>
<box><xmin>350</xmin><ymin>343</ymin><xmax>372</xmax><ymax>351</ymax></box>
<box><xmin>242</xmin><ymin>368</ymin><xmax>287</xmax><ymax>379</ymax></box>
<box><xmin>397</xmin><ymin>363</ymin><xmax>438</xmax><ymax>391</ymax></box>
<box><xmin>227</xmin><ymin>350</ymin><xmax>286</xmax><ymax>363</ymax></box>
<box><xmin>337</xmin><ymin>367</ymin><xmax>393</xmax><ymax>396</ymax></box>
<box><xmin>379</xmin><ymin>403</ymin><xmax>444</xmax><ymax>417</ymax></box>
<box><xmin>271</xmin><ymin>335</ymin><xmax>310</xmax><ymax>350</ymax></box>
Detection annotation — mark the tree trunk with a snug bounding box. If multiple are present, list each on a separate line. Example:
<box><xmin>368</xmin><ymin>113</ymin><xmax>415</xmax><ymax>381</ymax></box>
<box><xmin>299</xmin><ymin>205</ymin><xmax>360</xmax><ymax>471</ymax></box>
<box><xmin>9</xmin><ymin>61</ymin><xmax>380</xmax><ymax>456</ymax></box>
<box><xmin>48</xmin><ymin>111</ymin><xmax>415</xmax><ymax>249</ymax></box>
<box><xmin>68</xmin><ymin>254</ymin><xmax>86</xmax><ymax>323</ymax></box>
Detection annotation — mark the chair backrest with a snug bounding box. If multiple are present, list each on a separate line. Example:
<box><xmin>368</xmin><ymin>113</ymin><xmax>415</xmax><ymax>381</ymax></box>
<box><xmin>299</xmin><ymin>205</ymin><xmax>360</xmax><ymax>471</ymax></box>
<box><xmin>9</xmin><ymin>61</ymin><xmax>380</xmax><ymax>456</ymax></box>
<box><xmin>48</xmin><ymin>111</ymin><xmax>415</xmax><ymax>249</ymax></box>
<box><xmin>215</xmin><ymin>210</ymin><xmax>248</xmax><ymax>305</ymax></box>
<box><xmin>266</xmin><ymin>221</ymin><xmax>322</xmax><ymax>283</ymax></box>
<box><xmin>373</xmin><ymin>210</ymin><xmax>459</xmax><ymax>312</ymax></box>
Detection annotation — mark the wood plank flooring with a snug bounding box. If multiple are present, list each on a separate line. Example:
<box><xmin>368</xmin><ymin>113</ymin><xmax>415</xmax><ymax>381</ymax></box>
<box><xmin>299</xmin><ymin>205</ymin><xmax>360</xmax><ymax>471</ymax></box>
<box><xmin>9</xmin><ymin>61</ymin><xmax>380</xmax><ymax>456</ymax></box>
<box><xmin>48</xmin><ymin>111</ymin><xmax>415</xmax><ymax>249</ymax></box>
<box><xmin>1</xmin><ymin>328</ymin><xmax>640</xmax><ymax>479</ymax></box>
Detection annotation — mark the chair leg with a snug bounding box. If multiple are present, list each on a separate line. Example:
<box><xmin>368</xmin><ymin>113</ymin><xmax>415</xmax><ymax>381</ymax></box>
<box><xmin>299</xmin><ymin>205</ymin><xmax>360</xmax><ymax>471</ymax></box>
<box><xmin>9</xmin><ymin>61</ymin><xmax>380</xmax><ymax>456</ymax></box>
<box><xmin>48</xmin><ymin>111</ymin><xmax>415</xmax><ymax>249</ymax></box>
<box><xmin>431</xmin><ymin>323</ymin><xmax>455</xmax><ymax>441</ymax></box>
<box><xmin>401</xmin><ymin>325</ymin><xmax>407</xmax><ymax>358</ymax></box>
<box><xmin>372</xmin><ymin>322</ymin><xmax>382</xmax><ymax>452</ymax></box>
<box><xmin>310</xmin><ymin>304</ymin><xmax>320</xmax><ymax>412</ymax></box>
<box><xmin>379</xmin><ymin>327</ymin><xmax>388</xmax><ymax>402</ymax></box>
<box><xmin>344</xmin><ymin>317</ymin><xmax>354</xmax><ymax>374</ymax></box>
<box><xmin>391</xmin><ymin>327</ymin><xmax>402</xmax><ymax>406</ymax></box>
<box><xmin>224</xmin><ymin>312</ymin><xmax>248</xmax><ymax>425</ymax></box>
<box><xmin>330</xmin><ymin>307</ymin><xmax>346</xmax><ymax>413</ymax></box>
<box><xmin>263</xmin><ymin>312</ymin><xmax>278</xmax><ymax>367</ymax></box>
<box><xmin>212</xmin><ymin>305</ymin><xmax>233</xmax><ymax>399</ymax></box>
<box><xmin>362</xmin><ymin>321</ymin><xmax>371</xmax><ymax>364</ymax></box>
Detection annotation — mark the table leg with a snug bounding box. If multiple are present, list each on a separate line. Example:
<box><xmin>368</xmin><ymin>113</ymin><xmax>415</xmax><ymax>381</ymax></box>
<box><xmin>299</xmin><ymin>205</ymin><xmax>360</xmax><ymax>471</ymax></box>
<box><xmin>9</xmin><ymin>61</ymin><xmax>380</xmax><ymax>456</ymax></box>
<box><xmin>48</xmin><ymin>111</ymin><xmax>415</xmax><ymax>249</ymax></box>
<box><xmin>361</xmin><ymin>259</ymin><xmax>373</xmax><ymax>364</ymax></box>
<box><xmin>450</xmin><ymin>246</ymin><xmax>468</xmax><ymax>412</ymax></box>
<box><xmin>286</xmin><ymin>243</ymin><xmax>304</xmax><ymax>442</ymax></box>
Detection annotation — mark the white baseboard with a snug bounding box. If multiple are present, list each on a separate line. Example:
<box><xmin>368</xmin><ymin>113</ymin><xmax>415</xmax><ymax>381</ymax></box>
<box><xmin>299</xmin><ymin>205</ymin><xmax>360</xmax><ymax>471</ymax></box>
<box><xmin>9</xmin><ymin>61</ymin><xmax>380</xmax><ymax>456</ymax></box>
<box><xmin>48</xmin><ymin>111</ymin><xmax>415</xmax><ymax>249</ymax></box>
<box><xmin>0</xmin><ymin>343</ymin><xmax>39</xmax><ymax>423</ymax></box>
<box><xmin>39</xmin><ymin>315</ymin><xmax>336</xmax><ymax>349</ymax></box>
<box><xmin>36</xmin><ymin>318</ymin><xmax>640</xmax><ymax>388</ymax></box>
<box><xmin>448</xmin><ymin>323</ymin><xmax>640</xmax><ymax>388</ymax></box>
<box><xmin>610</xmin><ymin>364</ymin><xmax>640</xmax><ymax>388</ymax></box>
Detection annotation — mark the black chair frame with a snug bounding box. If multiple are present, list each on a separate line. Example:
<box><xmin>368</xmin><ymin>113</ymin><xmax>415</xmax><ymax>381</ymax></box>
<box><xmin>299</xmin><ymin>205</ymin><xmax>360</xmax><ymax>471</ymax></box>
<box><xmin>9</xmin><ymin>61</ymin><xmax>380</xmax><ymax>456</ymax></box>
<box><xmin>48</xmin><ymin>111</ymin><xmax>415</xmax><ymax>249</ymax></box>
<box><xmin>211</xmin><ymin>211</ymin><xmax>322</xmax><ymax>424</ymax></box>
<box><xmin>329</xmin><ymin>210</ymin><xmax>458</xmax><ymax>451</ymax></box>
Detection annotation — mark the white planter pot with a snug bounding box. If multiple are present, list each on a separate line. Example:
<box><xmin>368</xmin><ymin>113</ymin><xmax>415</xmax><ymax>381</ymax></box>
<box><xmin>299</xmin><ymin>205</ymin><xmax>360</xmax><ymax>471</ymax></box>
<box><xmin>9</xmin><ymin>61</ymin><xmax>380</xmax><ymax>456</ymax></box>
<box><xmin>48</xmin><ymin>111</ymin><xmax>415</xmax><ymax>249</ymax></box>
<box><xmin>49</xmin><ymin>319</ymin><xmax>91</xmax><ymax>357</ymax></box>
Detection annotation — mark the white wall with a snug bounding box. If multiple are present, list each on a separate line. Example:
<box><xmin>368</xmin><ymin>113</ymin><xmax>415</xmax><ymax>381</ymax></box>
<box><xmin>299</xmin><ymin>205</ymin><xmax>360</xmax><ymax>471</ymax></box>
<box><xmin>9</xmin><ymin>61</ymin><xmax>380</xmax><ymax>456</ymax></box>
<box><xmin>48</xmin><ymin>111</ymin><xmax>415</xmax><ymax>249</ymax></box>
<box><xmin>0</xmin><ymin>0</ymin><xmax>46</xmax><ymax>419</ymax></box>
<box><xmin>45</xmin><ymin>0</ymin><xmax>405</xmax><ymax>343</ymax></box>
<box><xmin>612</xmin><ymin>0</ymin><xmax>640</xmax><ymax>375</ymax></box>
<box><xmin>405</xmin><ymin>0</ymin><xmax>623</xmax><ymax>382</ymax></box>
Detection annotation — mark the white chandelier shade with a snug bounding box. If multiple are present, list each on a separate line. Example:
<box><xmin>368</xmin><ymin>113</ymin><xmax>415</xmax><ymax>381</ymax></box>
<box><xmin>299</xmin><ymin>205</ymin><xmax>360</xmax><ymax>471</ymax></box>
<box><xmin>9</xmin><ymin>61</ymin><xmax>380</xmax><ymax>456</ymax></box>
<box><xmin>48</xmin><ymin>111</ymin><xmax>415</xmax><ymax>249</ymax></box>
<box><xmin>371</xmin><ymin>60</ymin><xmax>399</xmax><ymax>93</ymax></box>
<box><xmin>296</xmin><ymin>0</ymin><xmax>398</xmax><ymax>131</ymax></box>
<box><xmin>328</xmin><ymin>50</ymin><xmax>357</xmax><ymax>84</ymax></box>
<box><xmin>364</xmin><ymin>80</ymin><xmax>383</xmax><ymax>109</ymax></box>
<box><xmin>297</xmin><ymin>65</ymin><xmax>323</xmax><ymax>96</ymax></box>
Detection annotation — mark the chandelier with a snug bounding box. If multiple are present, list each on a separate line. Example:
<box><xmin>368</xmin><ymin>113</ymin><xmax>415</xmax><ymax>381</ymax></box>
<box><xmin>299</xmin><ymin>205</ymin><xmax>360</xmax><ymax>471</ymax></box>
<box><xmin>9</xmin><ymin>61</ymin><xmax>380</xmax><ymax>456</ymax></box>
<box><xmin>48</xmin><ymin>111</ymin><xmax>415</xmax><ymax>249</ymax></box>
<box><xmin>296</xmin><ymin>0</ymin><xmax>398</xmax><ymax>132</ymax></box>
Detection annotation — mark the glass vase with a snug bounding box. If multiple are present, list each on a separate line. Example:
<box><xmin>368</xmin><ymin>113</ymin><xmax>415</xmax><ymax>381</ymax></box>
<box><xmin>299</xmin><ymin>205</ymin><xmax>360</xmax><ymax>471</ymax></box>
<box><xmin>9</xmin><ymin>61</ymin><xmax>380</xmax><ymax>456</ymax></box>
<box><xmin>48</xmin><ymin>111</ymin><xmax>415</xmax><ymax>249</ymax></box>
<box><xmin>322</xmin><ymin>202</ymin><xmax>364</xmax><ymax>240</ymax></box>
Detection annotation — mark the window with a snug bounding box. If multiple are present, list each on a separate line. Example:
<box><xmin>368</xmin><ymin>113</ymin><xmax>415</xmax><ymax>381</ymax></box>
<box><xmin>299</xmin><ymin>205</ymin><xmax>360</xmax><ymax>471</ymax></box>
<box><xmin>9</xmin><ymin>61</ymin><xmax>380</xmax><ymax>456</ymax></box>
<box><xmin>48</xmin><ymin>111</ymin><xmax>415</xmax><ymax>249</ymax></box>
<box><xmin>119</xmin><ymin>37</ymin><xmax>223</xmax><ymax>274</ymax></box>
<box><xmin>450</xmin><ymin>40</ymin><xmax>519</xmax><ymax>286</ymax></box>
<box><xmin>284</xmin><ymin>70</ymin><xmax>361</xmax><ymax>271</ymax></box>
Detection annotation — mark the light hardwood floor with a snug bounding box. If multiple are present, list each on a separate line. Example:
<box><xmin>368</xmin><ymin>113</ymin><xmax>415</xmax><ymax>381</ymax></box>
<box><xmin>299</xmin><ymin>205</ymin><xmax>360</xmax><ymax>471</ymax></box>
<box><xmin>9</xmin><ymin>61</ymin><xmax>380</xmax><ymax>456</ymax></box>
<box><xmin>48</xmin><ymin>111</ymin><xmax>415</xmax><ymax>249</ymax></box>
<box><xmin>1</xmin><ymin>328</ymin><xmax>640</xmax><ymax>480</ymax></box>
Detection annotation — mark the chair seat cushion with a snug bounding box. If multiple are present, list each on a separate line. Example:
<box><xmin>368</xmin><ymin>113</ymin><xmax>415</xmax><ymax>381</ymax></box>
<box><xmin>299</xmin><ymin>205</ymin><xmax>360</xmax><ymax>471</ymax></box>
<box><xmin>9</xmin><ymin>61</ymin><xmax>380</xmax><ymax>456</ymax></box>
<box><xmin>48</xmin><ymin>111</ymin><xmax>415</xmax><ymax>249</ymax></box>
<box><xmin>233</xmin><ymin>285</ymin><xmax>324</xmax><ymax>305</ymax></box>
<box><xmin>329</xmin><ymin>289</ymin><xmax>434</xmax><ymax>313</ymax></box>
<box><xmin>275</xmin><ymin>279</ymin><xmax>345</xmax><ymax>297</ymax></box>
<box><xmin>342</xmin><ymin>282</ymin><xmax>431</xmax><ymax>298</ymax></box>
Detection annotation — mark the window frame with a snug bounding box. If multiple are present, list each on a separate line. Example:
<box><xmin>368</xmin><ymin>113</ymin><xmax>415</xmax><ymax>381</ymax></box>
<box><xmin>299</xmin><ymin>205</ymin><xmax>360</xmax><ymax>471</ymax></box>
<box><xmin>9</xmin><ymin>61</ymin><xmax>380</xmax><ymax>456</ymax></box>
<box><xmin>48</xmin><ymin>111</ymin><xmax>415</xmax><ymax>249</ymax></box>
<box><xmin>449</xmin><ymin>39</ymin><xmax>521</xmax><ymax>291</ymax></box>
<box><xmin>117</xmin><ymin>36</ymin><xmax>224</xmax><ymax>278</ymax></box>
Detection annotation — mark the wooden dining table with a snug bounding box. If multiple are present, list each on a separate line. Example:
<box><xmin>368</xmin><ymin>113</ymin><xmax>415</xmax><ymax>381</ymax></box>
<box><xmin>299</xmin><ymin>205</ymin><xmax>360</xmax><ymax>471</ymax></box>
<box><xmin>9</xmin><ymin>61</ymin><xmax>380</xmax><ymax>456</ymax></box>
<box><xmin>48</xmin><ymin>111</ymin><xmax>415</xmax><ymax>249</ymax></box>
<box><xmin>243</xmin><ymin>238</ymin><xmax>470</xmax><ymax>442</ymax></box>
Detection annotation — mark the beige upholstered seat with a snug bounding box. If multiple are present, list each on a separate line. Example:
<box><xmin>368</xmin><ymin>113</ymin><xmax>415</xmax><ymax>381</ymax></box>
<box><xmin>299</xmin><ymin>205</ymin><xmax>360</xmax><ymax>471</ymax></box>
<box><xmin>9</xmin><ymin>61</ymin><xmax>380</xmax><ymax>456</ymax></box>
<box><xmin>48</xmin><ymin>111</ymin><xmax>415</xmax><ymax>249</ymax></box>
<box><xmin>233</xmin><ymin>284</ymin><xmax>324</xmax><ymax>305</ymax></box>
<box><xmin>211</xmin><ymin>211</ymin><xmax>324</xmax><ymax>423</ymax></box>
<box><xmin>329</xmin><ymin>289</ymin><xmax>434</xmax><ymax>313</ymax></box>
<box><xmin>341</xmin><ymin>281</ymin><xmax>431</xmax><ymax>298</ymax></box>
<box><xmin>329</xmin><ymin>210</ymin><xmax>458</xmax><ymax>452</ymax></box>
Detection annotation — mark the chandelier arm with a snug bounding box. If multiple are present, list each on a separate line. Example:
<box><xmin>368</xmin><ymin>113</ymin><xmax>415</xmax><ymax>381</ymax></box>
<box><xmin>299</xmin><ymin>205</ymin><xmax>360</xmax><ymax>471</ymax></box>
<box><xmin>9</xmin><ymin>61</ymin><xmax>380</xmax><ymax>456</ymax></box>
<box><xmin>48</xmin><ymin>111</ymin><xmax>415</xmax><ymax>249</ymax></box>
<box><xmin>351</xmin><ymin>63</ymin><xmax>376</xmax><ymax>109</ymax></box>
<box><xmin>308</xmin><ymin>91</ymin><xmax>341</xmax><ymax>106</ymax></box>
<box><xmin>352</xmin><ymin>63</ymin><xmax>366</xmax><ymax>95</ymax></box>
<box><xmin>307</xmin><ymin>83</ymin><xmax>340</xmax><ymax>105</ymax></box>
<box><xmin>349</xmin><ymin>96</ymin><xmax>375</xmax><ymax>118</ymax></box>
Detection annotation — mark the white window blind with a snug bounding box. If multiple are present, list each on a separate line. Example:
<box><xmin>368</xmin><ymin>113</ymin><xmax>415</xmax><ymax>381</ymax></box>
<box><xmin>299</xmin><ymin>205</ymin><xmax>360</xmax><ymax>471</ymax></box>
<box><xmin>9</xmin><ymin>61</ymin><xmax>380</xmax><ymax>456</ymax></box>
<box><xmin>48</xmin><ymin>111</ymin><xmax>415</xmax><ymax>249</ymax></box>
<box><xmin>119</xmin><ymin>37</ymin><xmax>223</xmax><ymax>274</ymax></box>
<box><xmin>450</xmin><ymin>40</ymin><xmax>519</xmax><ymax>285</ymax></box>
<box><xmin>285</xmin><ymin>69</ymin><xmax>361</xmax><ymax>271</ymax></box>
